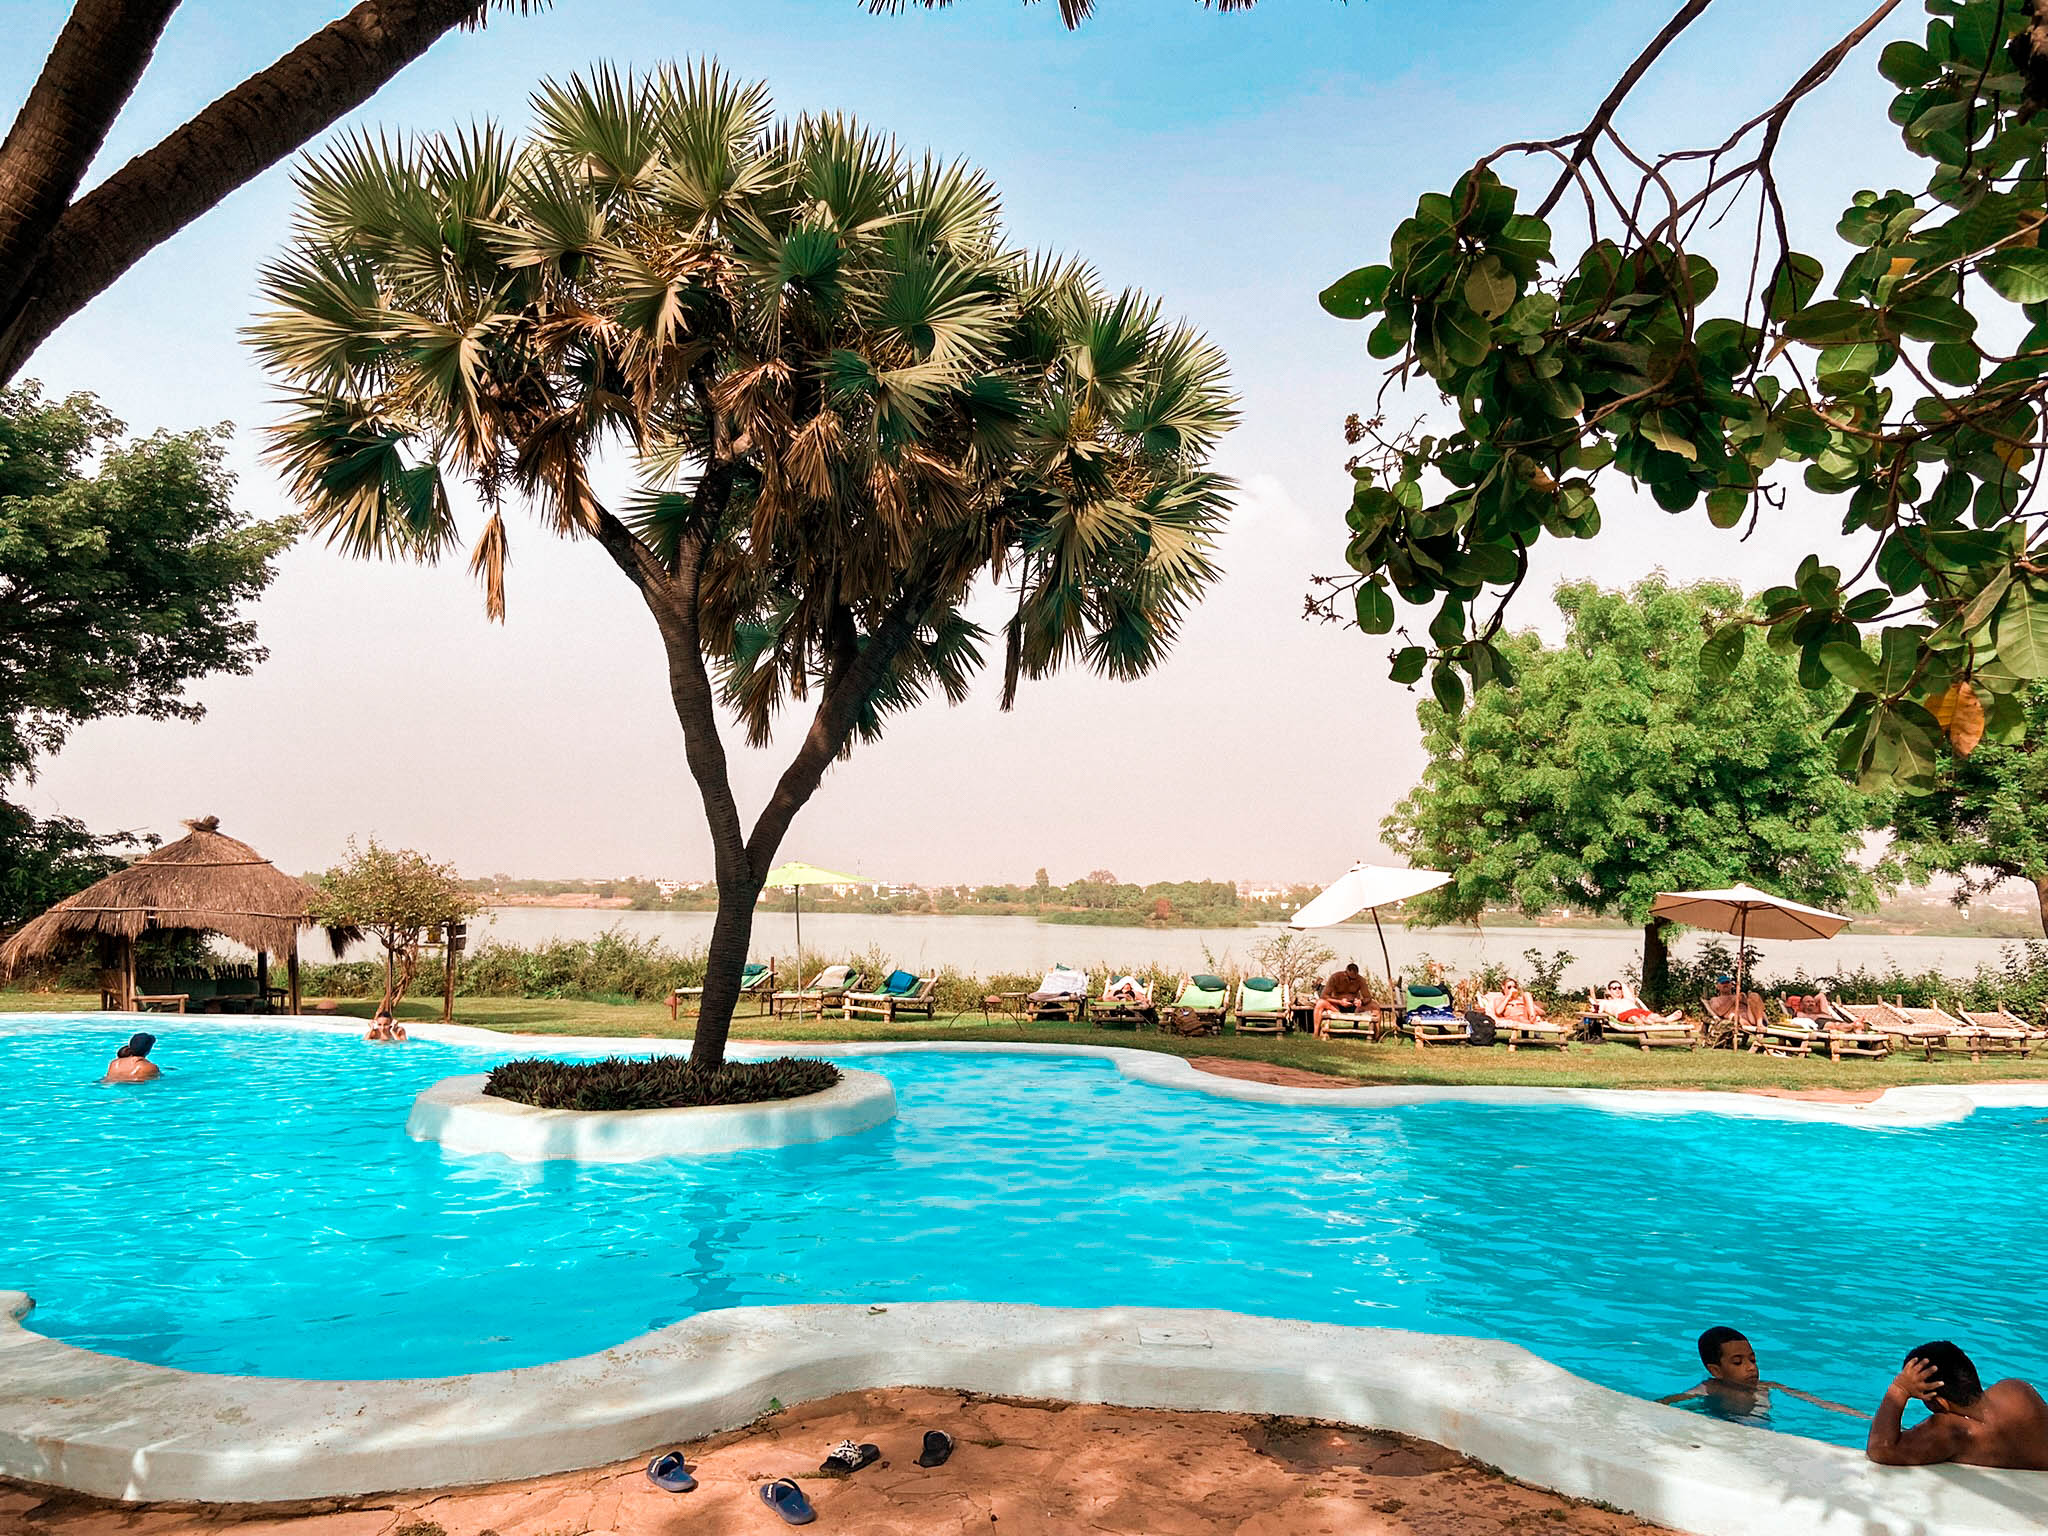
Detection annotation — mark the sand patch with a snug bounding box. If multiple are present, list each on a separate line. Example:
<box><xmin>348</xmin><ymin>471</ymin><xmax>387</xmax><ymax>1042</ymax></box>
<box><xmin>0</xmin><ymin>1388</ymin><xmax>1674</xmax><ymax>1536</ymax></box>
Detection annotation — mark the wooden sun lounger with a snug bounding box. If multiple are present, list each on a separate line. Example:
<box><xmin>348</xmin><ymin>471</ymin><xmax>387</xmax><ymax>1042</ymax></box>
<box><xmin>772</xmin><ymin>967</ymin><xmax>862</xmax><ymax>1019</ymax></box>
<box><xmin>1602</xmin><ymin>1016</ymin><xmax>1701</xmax><ymax>1050</ymax></box>
<box><xmin>1914</xmin><ymin>1000</ymin><xmax>2035</xmax><ymax>1062</ymax></box>
<box><xmin>1501</xmin><ymin>1015</ymin><xmax>1572</xmax><ymax>1051</ymax></box>
<box><xmin>1319</xmin><ymin>1005</ymin><xmax>1381</xmax><ymax>1040</ymax></box>
<box><xmin>670</xmin><ymin>962</ymin><xmax>776</xmax><ymax>1020</ymax></box>
<box><xmin>1959</xmin><ymin>1007</ymin><xmax>2047</xmax><ymax>1052</ymax></box>
<box><xmin>1233</xmin><ymin>980</ymin><xmax>1289</xmax><ymax>1036</ymax></box>
<box><xmin>1091</xmin><ymin>986</ymin><xmax>1156</xmax><ymax>1029</ymax></box>
<box><xmin>1402</xmin><ymin>1012</ymin><xmax>1471</xmax><ymax>1048</ymax></box>
<box><xmin>1828</xmin><ymin>1000</ymin><xmax>1940</xmax><ymax>1060</ymax></box>
<box><xmin>843</xmin><ymin>975</ymin><xmax>937</xmax><ymax>1022</ymax></box>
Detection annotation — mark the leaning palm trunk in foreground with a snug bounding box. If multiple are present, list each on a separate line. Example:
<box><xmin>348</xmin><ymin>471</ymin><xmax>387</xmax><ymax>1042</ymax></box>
<box><xmin>249</xmin><ymin>63</ymin><xmax>1235</xmax><ymax>1065</ymax></box>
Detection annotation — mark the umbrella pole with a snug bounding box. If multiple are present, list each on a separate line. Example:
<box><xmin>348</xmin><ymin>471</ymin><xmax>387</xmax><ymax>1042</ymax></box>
<box><xmin>1372</xmin><ymin>906</ymin><xmax>1399</xmax><ymax>1030</ymax></box>
<box><xmin>793</xmin><ymin>886</ymin><xmax>802</xmax><ymax>984</ymax></box>
<box><xmin>1733</xmin><ymin>907</ymin><xmax>1750</xmax><ymax>1050</ymax></box>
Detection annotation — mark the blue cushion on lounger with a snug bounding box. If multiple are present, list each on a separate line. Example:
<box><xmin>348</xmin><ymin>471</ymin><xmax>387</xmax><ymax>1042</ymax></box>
<box><xmin>885</xmin><ymin>968</ymin><xmax>919</xmax><ymax>994</ymax></box>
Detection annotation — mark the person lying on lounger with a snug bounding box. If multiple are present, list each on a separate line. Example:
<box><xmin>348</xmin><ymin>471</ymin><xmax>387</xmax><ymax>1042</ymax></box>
<box><xmin>1659</xmin><ymin>1327</ymin><xmax>1865</xmax><ymax>1422</ymax></box>
<box><xmin>1589</xmin><ymin>980</ymin><xmax>1684</xmax><ymax>1026</ymax></box>
<box><xmin>1482</xmin><ymin>977</ymin><xmax>1546</xmax><ymax>1030</ymax></box>
<box><xmin>1782</xmin><ymin>991</ymin><xmax>1836</xmax><ymax>1020</ymax></box>
<box><xmin>1313</xmin><ymin>963</ymin><xmax>1369</xmax><ymax>1037</ymax></box>
<box><xmin>1705</xmin><ymin>976</ymin><xmax>1766</xmax><ymax>1029</ymax></box>
<box><xmin>1866</xmin><ymin>1340</ymin><xmax>2048</xmax><ymax>1469</ymax></box>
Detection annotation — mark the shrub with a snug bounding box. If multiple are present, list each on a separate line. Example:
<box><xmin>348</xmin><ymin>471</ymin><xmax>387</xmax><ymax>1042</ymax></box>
<box><xmin>484</xmin><ymin>1055</ymin><xmax>839</xmax><ymax>1111</ymax></box>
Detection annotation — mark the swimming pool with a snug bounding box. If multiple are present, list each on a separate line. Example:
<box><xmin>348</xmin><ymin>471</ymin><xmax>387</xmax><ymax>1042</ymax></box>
<box><xmin>6</xmin><ymin>1018</ymin><xmax>2043</xmax><ymax>1449</ymax></box>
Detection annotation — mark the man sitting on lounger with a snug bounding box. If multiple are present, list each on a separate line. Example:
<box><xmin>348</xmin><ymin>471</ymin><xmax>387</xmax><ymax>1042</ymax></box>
<box><xmin>1313</xmin><ymin>963</ymin><xmax>1369</xmax><ymax>1037</ymax></box>
<box><xmin>1706</xmin><ymin>975</ymin><xmax>1765</xmax><ymax>1029</ymax></box>
<box><xmin>1866</xmin><ymin>1340</ymin><xmax>2048</xmax><ymax>1468</ymax></box>
<box><xmin>1660</xmin><ymin>1326</ymin><xmax>1866</xmax><ymax>1422</ymax></box>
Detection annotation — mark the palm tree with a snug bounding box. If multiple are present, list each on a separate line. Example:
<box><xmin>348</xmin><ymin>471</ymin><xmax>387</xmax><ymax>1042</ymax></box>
<box><xmin>248</xmin><ymin>62</ymin><xmax>1237</xmax><ymax>1066</ymax></box>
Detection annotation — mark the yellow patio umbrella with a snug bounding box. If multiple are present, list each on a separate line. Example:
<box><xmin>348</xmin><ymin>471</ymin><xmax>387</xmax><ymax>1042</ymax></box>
<box><xmin>763</xmin><ymin>861</ymin><xmax>866</xmax><ymax>974</ymax></box>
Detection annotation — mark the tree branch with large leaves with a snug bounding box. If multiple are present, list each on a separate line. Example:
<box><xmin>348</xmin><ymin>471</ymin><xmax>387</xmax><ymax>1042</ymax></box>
<box><xmin>1315</xmin><ymin>0</ymin><xmax>2048</xmax><ymax>793</ymax></box>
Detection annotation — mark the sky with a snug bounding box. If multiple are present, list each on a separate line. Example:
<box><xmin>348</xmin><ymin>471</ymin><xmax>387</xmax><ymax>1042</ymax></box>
<box><xmin>6</xmin><ymin>0</ymin><xmax>1933</xmax><ymax>885</ymax></box>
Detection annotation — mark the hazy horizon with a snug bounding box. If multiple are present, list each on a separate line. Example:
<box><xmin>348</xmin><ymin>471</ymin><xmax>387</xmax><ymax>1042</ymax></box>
<box><xmin>8</xmin><ymin>0</ymin><xmax>1926</xmax><ymax>884</ymax></box>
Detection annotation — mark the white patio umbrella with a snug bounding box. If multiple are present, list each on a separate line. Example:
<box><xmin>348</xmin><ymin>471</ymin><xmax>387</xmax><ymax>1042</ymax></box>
<box><xmin>1289</xmin><ymin>863</ymin><xmax>1452</xmax><ymax>1010</ymax></box>
<box><xmin>763</xmin><ymin>861</ymin><xmax>866</xmax><ymax>976</ymax></box>
<box><xmin>1649</xmin><ymin>883</ymin><xmax>1848</xmax><ymax>1046</ymax></box>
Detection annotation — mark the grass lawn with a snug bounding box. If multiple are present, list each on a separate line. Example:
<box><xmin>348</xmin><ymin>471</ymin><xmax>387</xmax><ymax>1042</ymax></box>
<box><xmin>11</xmin><ymin>986</ymin><xmax>2046</xmax><ymax>1092</ymax></box>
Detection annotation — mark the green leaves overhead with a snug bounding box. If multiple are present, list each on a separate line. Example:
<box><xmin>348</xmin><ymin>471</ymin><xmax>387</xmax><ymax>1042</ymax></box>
<box><xmin>1320</xmin><ymin>0</ymin><xmax>2048</xmax><ymax>792</ymax></box>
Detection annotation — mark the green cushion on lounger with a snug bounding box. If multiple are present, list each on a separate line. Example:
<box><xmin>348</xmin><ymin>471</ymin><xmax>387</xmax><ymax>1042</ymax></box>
<box><xmin>884</xmin><ymin>968</ymin><xmax>919</xmax><ymax>994</ymax></box>
<box><xmin>1243</xmin><ymin>976</ymin><xmax>1279</xmax><ymax>991</ymax></box>
<box><xmin>741</xmin><ymin>963</ymin><xmax>769</xmax><ymax>982</ymax></box>
<box><xmin>1192</xmin><ymin>974</ymin><xmax>1227</xmax><ymax>993</ymax></box>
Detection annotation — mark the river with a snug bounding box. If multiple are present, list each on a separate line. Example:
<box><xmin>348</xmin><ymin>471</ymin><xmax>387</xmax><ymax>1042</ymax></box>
<box><xmin>435</xmin><ymin>907</ymin><xmax>2038</xmax><ymax>988</ymax></box>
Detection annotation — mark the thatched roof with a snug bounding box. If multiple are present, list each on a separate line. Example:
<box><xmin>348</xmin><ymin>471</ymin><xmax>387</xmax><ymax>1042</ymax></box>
<box><xmin>1</xmin><ymin>816</ymin><xmax>335</xmax><ymax>969</ymax></box>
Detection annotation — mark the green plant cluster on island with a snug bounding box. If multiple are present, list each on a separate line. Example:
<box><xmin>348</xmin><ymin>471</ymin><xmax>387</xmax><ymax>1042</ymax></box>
<box><xmin>483</xmin><ymin>1054</ymin><xmax>839</xmax><ymax>1111</ymax></box>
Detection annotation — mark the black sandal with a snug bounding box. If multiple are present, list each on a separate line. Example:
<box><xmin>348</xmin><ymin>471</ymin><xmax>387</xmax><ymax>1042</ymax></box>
<box><xmin>819</xmin><ymin>1439</ymin><xmax>881</xmax><ymax>1474</ymax></box>
<box><xmin>916</xmin><ymin>1430</ymin><xmax>954</xmax><ymax>1468</ymax></box>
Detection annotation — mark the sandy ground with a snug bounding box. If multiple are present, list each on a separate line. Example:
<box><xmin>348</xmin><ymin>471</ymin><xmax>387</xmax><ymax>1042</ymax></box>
<box><xmin>0</xmin><ymin>1388</ymin><xmax>1673</xmax><ymax>1536</ymax></box>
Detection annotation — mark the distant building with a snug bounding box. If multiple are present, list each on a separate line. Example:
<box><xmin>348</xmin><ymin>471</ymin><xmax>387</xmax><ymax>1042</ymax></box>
<box><xmin>1237</xmin><ymin>881</ymin><xmax>1287</xmax><ymax>903</ymax></box>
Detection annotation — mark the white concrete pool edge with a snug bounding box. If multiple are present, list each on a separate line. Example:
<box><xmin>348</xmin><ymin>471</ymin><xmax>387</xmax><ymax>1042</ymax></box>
<box><xmin>18</xmin><ymin>1010</ymin><xmax>2048</xmax><ymax>1126</ymax></box>
<box><xmin>405</xmin><ymin>1068</ymin><xmax>897</xmax><ymax>1160</ymax></box>
<box><xmin>404</xmin><ymin>1018</ymin><xmax>2048</xmax><ymax>1127</ymax></box>
<box><xmin>2</xmin><ymin>1295</ymin><xmax>2042</xmax><ymax>1536</ymax></box>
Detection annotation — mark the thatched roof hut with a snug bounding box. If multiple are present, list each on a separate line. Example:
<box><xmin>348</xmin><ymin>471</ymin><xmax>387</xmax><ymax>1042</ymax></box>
<box><xmin>1</xmin><ymin>816</ymin><xmax>334</xmax><ymax>1010</ymax></box>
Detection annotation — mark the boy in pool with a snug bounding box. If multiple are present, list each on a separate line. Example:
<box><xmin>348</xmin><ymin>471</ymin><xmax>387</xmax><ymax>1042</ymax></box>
<box><xmin>1659</xmin><ymin>1326</ymin><xmax>1867</xmax><ymax>1421</ymax></box>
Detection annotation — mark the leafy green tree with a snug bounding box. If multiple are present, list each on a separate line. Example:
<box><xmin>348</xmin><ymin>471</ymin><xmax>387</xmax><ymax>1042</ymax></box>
<box><xmin>0</xmin><ymin>383</ymin><xmax>294</xmax><ymax>776</ymax></box>
<box><xmin>0</xmin><ymin>803</ymin><xmax>148</xmax><ymax>932</ymax></box>
<box><xmin>249</xmin><ymin>64</ymin><xmax>1234</xmax><ymax>1067</ymax></box>
<box><xmin>1382</xmin><ymin>578</ymin><xmax>1886</xmax><ymax>1002</ymax></box>
<box><xmin>0</xmin><ymin>383</ymin><xmax>291</xmax><ymax>923</ymax></box>
<box><xmin>1317</xmin><ymin>0</ymin><xmax>2048</xmax><ymax>793</ymax></box>
<box><xmin>1890</xmin><ymin>681</ymin><xmax>2048</xmax><ymax>935</ymax></box>
<box><xmin>309</xmin><ymin>838</ymin><xmax>480</xmax><ymax>1013</ymax></box>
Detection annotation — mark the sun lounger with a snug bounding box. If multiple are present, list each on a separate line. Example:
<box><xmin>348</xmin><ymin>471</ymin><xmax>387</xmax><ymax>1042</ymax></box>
<box><xmin>772</xmin><ymin>964</ymin><xmax>860</xmax><ymax>1019</ymax></box>
<box><xmin>1399</xmin><ymin>982</ymin><xmax>1469</xmax><ymax>1048</ymax></box>
<box><xmin>1604</xmin><ymin>1014</ymin><xmax>1702</xmax><ymax>1049</ymax></box>
<box><xmin>1233</xmin><ymin>976</ymin><xmax>1289</xmax><ymax>1035</ymax></box>
<box><xmin>1166</xmin><ymin>974</ymin><xmax>1230</xmax><ymax>1034</ymax></box>
<box><xmin>1091</xmin><ymin>976</ymin><xmax>1156</xmax><ymax>1029</ymax></box>
<box><xmin>1826</xmin><ymin>1000</ymin><xmax>1940</xmax><ymax>1060</ymax></box>
<box><xmin>670</xmin><ymin>960</ymin><xmax>775</xmax><ymax>1020</ymax></box>
<box><xmin>1958</xmin><ymin>1006</ymin><xmax>2047</xmax><ymax>1054</ymax></box>
<box><xmin>843</xmin><ymin>969</ymin><xmax>937</xmax><ymax>1022</ymax></box>
<box><xmin>1917</xmin><ymin>1000</ymin><xmax>2035</xmax><ymax>1061</ymax></box>
<box><xmin>1501</xmin><ymin>1013</ymin><xmax>1571</xmax><ymax>1050</ymax></box>
<box><xmin>1746</xmin><ymin>1018</ymin><xmax>1818</xmax><ymax>1058</ymax></box>
<box><xmin>1026</xmin><ymin>966</ymin><xmax>1091</xmax><ymax>1022</ymax></box>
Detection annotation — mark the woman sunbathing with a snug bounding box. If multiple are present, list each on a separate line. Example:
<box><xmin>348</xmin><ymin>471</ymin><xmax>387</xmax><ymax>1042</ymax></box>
<box><xmin>1588</xmin><ymin>980</ymin><xmax>1684</xmax><ymax>1026</ymax></box>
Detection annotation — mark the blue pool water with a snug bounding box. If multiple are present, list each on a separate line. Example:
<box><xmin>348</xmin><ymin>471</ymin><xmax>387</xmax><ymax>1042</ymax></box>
<box><xmin>5</xmin><ymin>1018</ymin><xmax>2045</xmax><ymax>1449</ymax></box>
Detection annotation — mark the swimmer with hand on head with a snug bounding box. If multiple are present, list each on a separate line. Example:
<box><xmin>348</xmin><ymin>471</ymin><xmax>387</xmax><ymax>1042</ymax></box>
<box><xmin>1659</xmin><ymin>1326</ymin><xmax>1867</xmax><ymax>1421</ymax></box>
<box><xmin>1866</xmin><ymin>1340</ymin><xmax>2048</xmax><ymax>1468</ymax></box>
<box><xmin>102</xmin><ymin>1032</ymin><xmax>161</xmax><ymax>1082</ymax></box>
<box><xmin>364</xmin><ymin>1009</ymin><xmax>408</xmax><ymax>1042</ymax></box>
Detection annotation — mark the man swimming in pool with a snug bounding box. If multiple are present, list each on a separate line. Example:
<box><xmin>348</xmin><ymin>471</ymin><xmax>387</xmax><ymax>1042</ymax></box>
<box><xmin>102</xmin><ymin>1031</ymin><xmax>161</xmax><ymax>1082</ymax></box>
<box><xmin>1659</xmin><ymin>1327</ymin><xmax>1866</xmax><ymax>1420</ymax></box>
<box><xmin>1866</xmin><ymin>1340</ymin><xmax>2048</xmax><ymax>1468</ymax></box>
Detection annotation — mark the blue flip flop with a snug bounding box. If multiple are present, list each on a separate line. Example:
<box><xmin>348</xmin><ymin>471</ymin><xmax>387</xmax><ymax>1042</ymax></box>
<box><xmin>759</xmin><ymin>1477</ymin><xmax>816</xmax><ymax>1525</ymax></box>
<box><xmin>646</xmin><ymin>1451</ymin><xmax>697</xmax><ymax>1492</ymax></box>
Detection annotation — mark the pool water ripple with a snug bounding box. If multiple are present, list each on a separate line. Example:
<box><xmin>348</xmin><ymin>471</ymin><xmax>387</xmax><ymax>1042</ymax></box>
<box><xmin>4</xmin><ymin>1020</ymin><xmax>2044</xmax><ymax>1449</ymax></box>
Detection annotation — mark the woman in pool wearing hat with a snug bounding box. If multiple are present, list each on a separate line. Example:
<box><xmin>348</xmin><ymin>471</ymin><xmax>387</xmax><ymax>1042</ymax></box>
<box><xmin>103</xmin><ymin>1032</ymin><xmax>161</xmax><ymax>1082</ymax></box>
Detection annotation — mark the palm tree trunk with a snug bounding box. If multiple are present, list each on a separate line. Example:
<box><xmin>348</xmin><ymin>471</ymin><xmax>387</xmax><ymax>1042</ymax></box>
<box><xmin>2035</xmin><ymin>874</ymin><xmax>2048</xmax><ymax>941</ymax></box>
<box><xmin>0</xmin><ymin>1</ymin><xmax>180</xmax><ymax>326</ymax></box>
<box><xmin>0</xmin><ymin>0</ymin><xmax>499</xmax><ymax>380</ymax></box>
